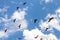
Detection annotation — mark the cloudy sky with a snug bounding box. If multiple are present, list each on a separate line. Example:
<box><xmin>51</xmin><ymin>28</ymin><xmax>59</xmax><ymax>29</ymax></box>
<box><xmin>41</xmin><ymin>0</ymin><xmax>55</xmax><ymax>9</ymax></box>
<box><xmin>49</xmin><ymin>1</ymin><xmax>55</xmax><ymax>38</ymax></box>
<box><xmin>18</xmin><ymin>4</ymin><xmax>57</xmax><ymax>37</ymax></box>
<box><xmin>0</xmin><ymin>0</ymin><xmax>60</xmax><ymax>40</ymax></box>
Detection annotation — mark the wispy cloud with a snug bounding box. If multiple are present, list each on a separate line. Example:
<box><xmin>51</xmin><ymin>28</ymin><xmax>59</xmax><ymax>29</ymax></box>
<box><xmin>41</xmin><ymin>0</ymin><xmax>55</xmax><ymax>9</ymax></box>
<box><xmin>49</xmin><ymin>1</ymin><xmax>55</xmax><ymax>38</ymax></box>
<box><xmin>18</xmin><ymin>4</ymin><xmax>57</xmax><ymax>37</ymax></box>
<box><xmin>23</xmin><ymin>28</ymin><xmax>58</xmax><ymax>40</ymax></box>
<box><xmin>0</xmin><ymin>7</ymin><xmax>28</xmax><ymax>38</ymax></box>
<box><xmin>45</xmin><ymin>0</ymin><xmax>53</xmax><ymax>3</ymax></box>
<box><xmin>0</xmin><ymin>31</ymin><xmax>8</xmax><ymax>38</ymax></box>
<box><xmin>40</xmin><ymin>0</ymin><xmax>53</xmax><ymax>5</ymax></box>
<box><xmin>0</xmin><ymin>6</ymin><xmax>9</xmax><ymax>14</ymax></box>
<box><xmin>39</xmin><ymin>7</ymin><xmax>60</xmax><ymax>32</ymax></box>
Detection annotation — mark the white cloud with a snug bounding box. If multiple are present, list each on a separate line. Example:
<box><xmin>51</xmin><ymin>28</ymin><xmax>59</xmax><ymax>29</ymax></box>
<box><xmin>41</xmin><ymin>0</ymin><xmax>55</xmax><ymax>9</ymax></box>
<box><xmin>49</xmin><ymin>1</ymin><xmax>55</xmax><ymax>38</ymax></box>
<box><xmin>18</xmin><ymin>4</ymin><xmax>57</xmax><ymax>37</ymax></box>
<box><xmin>0</xmin><ymin>6</ymin><xmax>9</xmax><ymax>13</ymax></box>
<box><xmin>23</xmin><ymin>28</ymin><xmax>44</xmax><ymax>40</ymax></box>
<box><xmin>55</xmin><ymin>8</ymin><xmax>60</xmax><ymax>13</ymax></box>
<box><xmin>23</xmin><ymin>28</ymin><xmax>58</xmax><ymax>40</ymax></box>
<box><xmin>55</xmin><ymin>7</ymin><xmax>60</xmax><ymax>18</ymax></box>
<box><xmin>45</xmin><ymin>0</ymin><xmax>53</xmax><ymax>3</ymax></box>
<box><xmin>0</xmin><ymin>7</ymin><xmax>28</xmax><ymax>38</ymax></box>
<box><xmin>12</xmin><ymin>10</ymin><xmax>26</xmax><ymax>20</ymax></box>
<box><xmin>39</xmin><ymin>19</ymin><xmax>54</xmax><ymax>32</ymax></box>
<box><xmin>40</xmin><ymin>0</ymin><xmax>53</xmax><ymax>5</ymax></box>
<box><xmin>48</xmin><ymin>18</ymin><xmax>60</xmax><ymax>31</ymax></box>
<box><xmin>0</xmin><ymin>31</ymin><xmax>8</xmax><ymax>38</ymax></box>
<box><xmin>47</xmin><ymin>33</ymin><xmax>58</xmax><ymax>40</ymax></box>
<box><xmin>42</xmin><ymin>7</ymin><xmax>46</xmax><ymax>10</ymax></box>
<box><xmin>39</xmin><ymin>8</ymin><xmax>60</xmax><ymax>32</ymax></box>
<box><xmin>10</xmin><ymin>8</ymin><xmax>28</xmax><ymax>31</ymax></box>
<box><xmin>45</xmin><ymin>13</ymin><xmax>57</xmax><ymax>19</ymax></box>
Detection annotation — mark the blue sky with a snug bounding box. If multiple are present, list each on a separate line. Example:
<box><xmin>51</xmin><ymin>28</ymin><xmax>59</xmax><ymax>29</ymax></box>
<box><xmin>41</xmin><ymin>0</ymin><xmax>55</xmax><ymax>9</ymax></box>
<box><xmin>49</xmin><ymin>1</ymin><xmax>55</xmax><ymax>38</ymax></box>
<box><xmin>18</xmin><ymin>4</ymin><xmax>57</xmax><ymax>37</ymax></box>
<box><xmin>0</xmin><ymin>0</ymin><xmax>60</xmax><ymax>40</ymax></box>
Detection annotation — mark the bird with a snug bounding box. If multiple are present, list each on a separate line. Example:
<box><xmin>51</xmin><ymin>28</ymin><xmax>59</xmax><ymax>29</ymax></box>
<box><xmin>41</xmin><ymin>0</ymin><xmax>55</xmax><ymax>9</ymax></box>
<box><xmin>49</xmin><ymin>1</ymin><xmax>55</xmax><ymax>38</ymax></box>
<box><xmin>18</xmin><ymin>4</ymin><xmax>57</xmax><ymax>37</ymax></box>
<box><xmin>35</xmin><ymin>35</ymin><xmax>38</xmax><ymax>38</ymax></box>
<box><xmin>48</xmin><ymin>17</ymin><xmax>54</xmax><ymax>22</ymax></box>
<box><xmin>34</xmin><ymin>19</ymin><xmax>37</xmax><ymax>23</ymax></box>
<box><xmin>18</xmin><ymin>24</ymin><xmax>21</xmax><ymax>29</ymax></box>
<box><xmin>16</xmin><ymin>7</ymin><xmax>19</xmax><ymax>10</ymax></box>
<box><xmin>4</xmin><ymin>29</ymin><xmax>7</xmax><ymax>33</ymax></box>
<box><xmin>40</xmin><ymin>38</ymin><xmax>43</xmax><ymax>40</ymax></box>
<box><xmin>13</xmin><ymin>19</ymin><xmax>16</xmax><ymax>22</ymax></box>
<box><xmin>23</xmin><ymin>2</ymin><xmax>27</xmax><ymax>5</ymax></box>
<box><xmin>17</xmin><ymin>38</ymin><xmax>21</xmax><ymax>40</ymax></box>
<box><xmin>45</xmin><ymin>27</ymin><xmax>49</xmax><ymax>31</ymax></box>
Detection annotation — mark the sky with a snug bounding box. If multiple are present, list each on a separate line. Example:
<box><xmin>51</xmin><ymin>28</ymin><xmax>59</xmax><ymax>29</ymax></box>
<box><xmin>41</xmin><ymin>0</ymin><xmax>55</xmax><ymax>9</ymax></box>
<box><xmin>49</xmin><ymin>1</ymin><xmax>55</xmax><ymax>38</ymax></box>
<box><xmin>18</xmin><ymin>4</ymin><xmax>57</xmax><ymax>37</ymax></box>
<box><xmin>0</xmin><ymin>0</ymin><xmax>60</xmax><ymax>40</ymax></box>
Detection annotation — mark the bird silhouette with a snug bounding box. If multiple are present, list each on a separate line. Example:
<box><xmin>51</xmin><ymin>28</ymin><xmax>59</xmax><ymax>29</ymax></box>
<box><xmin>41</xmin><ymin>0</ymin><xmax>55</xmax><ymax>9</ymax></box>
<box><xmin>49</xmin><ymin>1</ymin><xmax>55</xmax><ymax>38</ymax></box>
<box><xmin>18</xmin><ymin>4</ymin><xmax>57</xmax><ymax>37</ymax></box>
<box><xmin>34</xmin><ymin>19</ymin><xmax>37</xmax><ymax>23</ymax></box>
<box><xmin>17</xmin><ymin>7</ymin><xmax>19</xmax><ymax>10</ymax></box>
<box><xmin>13</xmin><ymin>19</ymin><xmax>16</xmax><ymax>22</ymax></box>
<box><xmin>48</xmin><ymin>17</ymin><xmax>54</xmax><ymax>22</ymax></box>
<box><xmin>45</xmin><ymin>27</ymin><xmax>49</xmax><ymax>31</ymax></box>
<box><xmin>17</xmin><ymin>38</ymin><xmax>21</xmax><ymax>40</ymax></box>
<box><xmin>23</xmin><ymin>2</ymin><xmax>27</xmax><ymax>5</ymax></box>
<box><xmin>18</xmin><ymin>24</ymin><xmax>21</xmax><ymax>29</ymax></box>
<box><xmin>4</xmin><ymin>29</ymin><xmax>7</xmax><ymax>33</ymax></box>
<box><xmin>40</xmin><ymin>38</ymin><xmax>43</xmax><ymax>40</ymax></box>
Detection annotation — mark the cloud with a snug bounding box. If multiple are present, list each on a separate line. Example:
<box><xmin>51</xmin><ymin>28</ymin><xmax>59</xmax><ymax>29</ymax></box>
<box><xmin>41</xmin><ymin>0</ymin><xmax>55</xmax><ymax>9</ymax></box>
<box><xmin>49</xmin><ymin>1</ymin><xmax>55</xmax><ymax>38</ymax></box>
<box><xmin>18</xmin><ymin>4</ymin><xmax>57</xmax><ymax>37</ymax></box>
<box><xmin>40</xmin><ymin>0</ymin><xmax>53</xmax><ymax>5</ymax></box>
<box><xmin>23</xmin><ymin>28</ymin><xmax>58</xmax><ymax>40</ymax></box>
<box><xmin>39</xmin><ymin>7</ymin><xmax>60</xmax><ymax>32</ymax></box>
<box><xmin>23</xmin><ymin>28</ymin><xmax>44</xmax><ymax>40</ymax></box>
<box><xmin>0</xmin><ymin>6</ymin><xmax>9</xmax><ymax>14</ymax></box>
<box><xmin>47</xmin><ymin>33</ymin><xmax>58</xmax><ymax>40</ymax></box>
<box><xmin>55</xmin><ymin>7</ymin><xmax>60</xmax><ymax>18</ymax></box>
<box><xmin>11</xmin><ymin>9</ymin><xmax>27</xmax><ymax>20</ymax></box>
<box><xmin>39</xmin><ymin>20</ymin><xmax>53</xmax><ymax>32</ymax></box>
<box><xmin>10</xmin><ymin>1</ymin><xmax>16</xmax><ymax>4</ymax></box>
<box><xmin>0</xmin><ymin>7</ymin><xmax>28</xmax><ymax>38</ymax></box>
<box><xmin>0</xmin><ymin>31</ymin><xmax>8</xmax><ymax>38</ymax></box>
<box><xmin>45</xmin><ymin>0</ymin><xmax>53</xmax><ymax>3</ymax></box>
<box><xmin>10</xmin><ymin>8</ymin><xmax>28</xmax><ymax>30</ymax></box>
<box><xmin>55</xmin><ymin>8</ymin><xmax>60</xmax><ymax>13</ymax></box>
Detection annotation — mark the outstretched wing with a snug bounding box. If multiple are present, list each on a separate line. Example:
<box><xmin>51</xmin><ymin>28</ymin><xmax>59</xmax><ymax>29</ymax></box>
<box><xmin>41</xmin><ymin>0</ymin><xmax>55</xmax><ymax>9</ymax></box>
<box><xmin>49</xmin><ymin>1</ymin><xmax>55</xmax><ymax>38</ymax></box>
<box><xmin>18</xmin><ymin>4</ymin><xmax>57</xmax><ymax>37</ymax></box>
<box><xmin>48</xmin><ymin>17</ymin><xmax>54</xmax><ymax>22</ymax></box>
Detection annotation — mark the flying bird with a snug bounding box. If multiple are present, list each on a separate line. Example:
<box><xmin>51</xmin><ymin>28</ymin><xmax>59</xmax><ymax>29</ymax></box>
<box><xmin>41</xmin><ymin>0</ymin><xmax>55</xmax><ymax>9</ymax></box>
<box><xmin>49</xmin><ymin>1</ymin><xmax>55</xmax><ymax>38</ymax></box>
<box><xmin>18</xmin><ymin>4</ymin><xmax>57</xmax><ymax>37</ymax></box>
<box><xmin>17</xmin><ymin>7</ymin><xmax>19</xmax><ymax>10</ymax></box>
<box><xmin>13</xmin><ymin>19</ymin><xmax>16</xmax><ymax>22</ymax></box>
<box><xmin>48</xmin><ymin>17</ymin><xmax>54</xmax><ymax>22</ymax></box>
<box><xmin>35</xmin><ymin>35</ymin><xmax>38</xmax><ymax>38</ymax></box>
<box><xmin>34</xmin><ymin>19</ymin><xmax>37</xmax><ymax>23</ymax></box>
<box><xmin>17</xmin><ymin>38</ymin><xmax>21</xmax><ymax>40</ymax></box>
<box><xmin>40</xmin><ymin>38</ymin><xmax>43</xmax><ymax>40</ymax></box>
<box><xmin>45</xmin><ymin>27</ymin><xmax>49</xmax><ymax>31</ymax></box>
<box><xmin>4</xmin><ymin>29</ymin><xmax>7</xmax><ymax>33</ymax></box>
<box><xmin>18</xmin><ymin>24</ymin><xmax>21</xmax><ymax>29</ymax></box>
<box><xmin>23</xmin><ymin>2</ymin><xmax>27</xmax><ymax>5</ymax></box>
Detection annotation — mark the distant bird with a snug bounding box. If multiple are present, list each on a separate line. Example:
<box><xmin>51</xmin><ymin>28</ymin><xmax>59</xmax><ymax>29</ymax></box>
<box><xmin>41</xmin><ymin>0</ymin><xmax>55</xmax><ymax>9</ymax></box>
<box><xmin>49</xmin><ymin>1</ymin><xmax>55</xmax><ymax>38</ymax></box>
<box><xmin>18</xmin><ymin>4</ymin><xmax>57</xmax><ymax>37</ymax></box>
<box><xmin>17</xmin><ymin>7</ymin><xmax>19</xmax><ymax>10</ymax></box>
<box><xmin>23</xmin><ymin>2</ymin><xmax>27</xmax><ymax>5</ymax></box>
<box><xmin>35</xmin><ymin>35</ymin><xmax>38</xmax><ymax>38</ymax></box>
<box><xmin>45</xmin><ymin>27</ymin><xmax>49</xmax><ymax>31</ymax></box>
<box><xmin>34</xmin><ymin>19</ymin><xmax>37</xmax><ymax>23</ymax></box>
<box><xmin>48</xmin><ymin>17</ymin><xmax>54</xmax><ymax>22</ymax></box>
<box><xmin>4</xmin><ymin>29</ymin><xmax>7</xmax><ymax>33</ymax></box>
<box><xmin>40</xmin><ymin>38</ymin><xmax>43</xmax><ymax>40</ymax></box>
<box><xmin>18</xmin><ymin>24</ymin><xmax>21</xmax><ymax>29</ymax></box>
<box><xmin>13</xmin><ymin>19</ymin><xmax>16</xmax><ymax>22</ymax></box>
<box><xmin>17</xmin><ymin>38</ymin><xmax>21</xmax><ymax>40</ymax></box>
